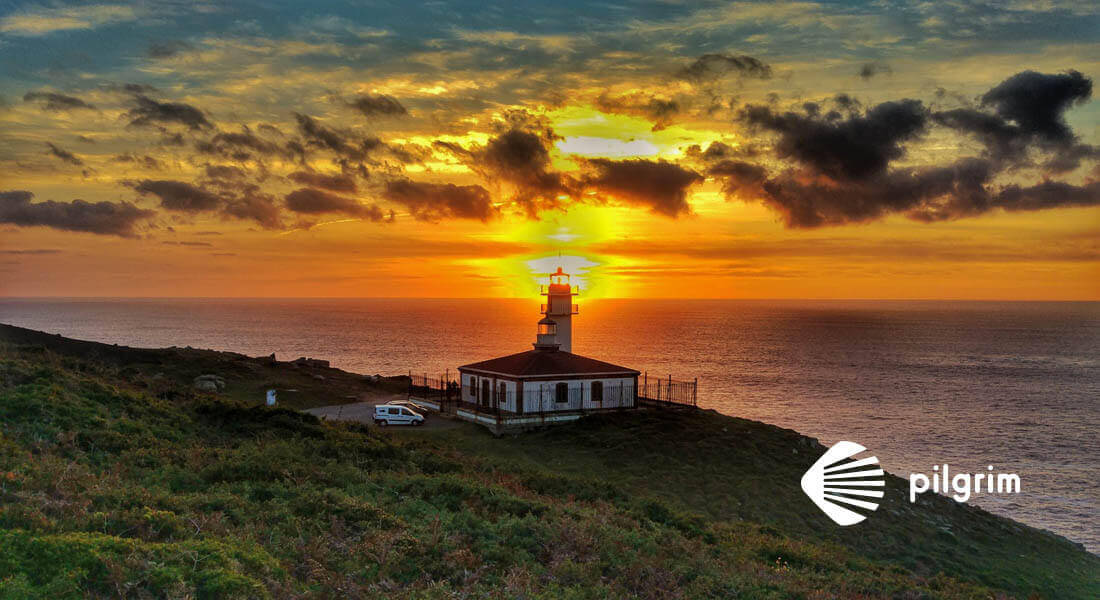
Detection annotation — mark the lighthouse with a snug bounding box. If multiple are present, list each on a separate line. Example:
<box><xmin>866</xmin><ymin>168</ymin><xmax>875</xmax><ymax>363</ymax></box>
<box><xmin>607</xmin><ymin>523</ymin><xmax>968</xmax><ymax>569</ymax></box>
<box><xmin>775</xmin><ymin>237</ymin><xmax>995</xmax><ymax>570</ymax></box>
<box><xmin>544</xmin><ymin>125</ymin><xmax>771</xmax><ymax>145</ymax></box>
<box><xmin>540</xmin><ymin>267</ymin><xmax>578</xmax><ymax>353</ymax></box>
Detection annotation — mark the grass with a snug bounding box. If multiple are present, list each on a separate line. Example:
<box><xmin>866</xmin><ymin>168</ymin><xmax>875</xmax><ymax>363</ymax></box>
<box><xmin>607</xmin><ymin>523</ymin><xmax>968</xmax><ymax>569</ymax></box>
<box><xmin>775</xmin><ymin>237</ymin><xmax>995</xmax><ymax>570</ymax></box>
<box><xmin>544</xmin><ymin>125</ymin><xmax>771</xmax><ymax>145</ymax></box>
<box><xmin>0</xmin><ymin>323</ymin><xmax>1096</xmax><ymax>598</ymax></box>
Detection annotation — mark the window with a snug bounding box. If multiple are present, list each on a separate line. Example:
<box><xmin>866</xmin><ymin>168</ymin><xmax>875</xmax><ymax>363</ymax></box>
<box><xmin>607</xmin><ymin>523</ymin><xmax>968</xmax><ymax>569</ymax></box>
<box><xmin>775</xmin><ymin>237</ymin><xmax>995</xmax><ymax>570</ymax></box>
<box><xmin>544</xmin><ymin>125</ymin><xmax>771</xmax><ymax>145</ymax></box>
<box><xmin>497</xmin><ymin>382</ymin><xmax>507</xmax><ymax>406</ymax></box>
<box><xmin>401</xmin><ymin>408</ymin><xmax>413</xmax><ymax>416</ymax></box>
<box><xmin>481</xmin><ymin>379</ymin><xmax>490</xmax><ymax>406</ymax></box>
<box><xmin>469</xmin><ymin>376</ymin><xmax>477</xmax><ymax>398</ymax></box>
<box><xmin>591</xmin><ymin>381</ymin><xmax>603</xmax><ymax>403</ymax></box>
<box><xmin>555</xmin><ymin>382</ymin><xmax>569</xmax><ymax>403</ymax></box>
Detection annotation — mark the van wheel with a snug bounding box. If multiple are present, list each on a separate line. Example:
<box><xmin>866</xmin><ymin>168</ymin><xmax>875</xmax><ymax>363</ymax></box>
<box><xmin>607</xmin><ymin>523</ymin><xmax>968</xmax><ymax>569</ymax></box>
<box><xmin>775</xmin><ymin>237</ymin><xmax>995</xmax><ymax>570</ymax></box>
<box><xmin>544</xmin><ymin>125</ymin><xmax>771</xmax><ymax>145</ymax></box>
<box><xmin>377</xmin><ymin>420</ymin><xmax>387</xmax><ymax>427</ymax></box>
<box><xmin>414</xmin><ymin>420</ymin><xmax>424</xmax><ymax>426</ymax></box>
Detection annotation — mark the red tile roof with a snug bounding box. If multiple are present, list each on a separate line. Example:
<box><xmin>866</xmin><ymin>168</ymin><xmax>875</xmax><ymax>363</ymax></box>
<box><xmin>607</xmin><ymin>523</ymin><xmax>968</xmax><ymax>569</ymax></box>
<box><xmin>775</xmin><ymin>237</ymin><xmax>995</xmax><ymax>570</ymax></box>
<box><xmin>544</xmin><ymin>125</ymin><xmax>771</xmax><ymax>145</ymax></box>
<box><xmin>458</xmin><ymin>350</ymin><xmax>639</xmax><ymax>377</ymax></box>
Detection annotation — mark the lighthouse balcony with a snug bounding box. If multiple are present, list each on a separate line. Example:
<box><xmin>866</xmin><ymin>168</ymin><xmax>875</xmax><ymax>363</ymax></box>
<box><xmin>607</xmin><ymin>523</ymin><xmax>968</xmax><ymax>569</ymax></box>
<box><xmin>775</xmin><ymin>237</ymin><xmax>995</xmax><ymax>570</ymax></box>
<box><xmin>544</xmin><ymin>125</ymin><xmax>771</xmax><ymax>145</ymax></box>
<box><xmin>541</xmin><ymin>303</ymin><xmax>579</xmax><ymax>315</ymax></box>
<box><xmin>540</xmin><ymin>285</ymin><xmax>579</xmax><ymax>296</ymax></box>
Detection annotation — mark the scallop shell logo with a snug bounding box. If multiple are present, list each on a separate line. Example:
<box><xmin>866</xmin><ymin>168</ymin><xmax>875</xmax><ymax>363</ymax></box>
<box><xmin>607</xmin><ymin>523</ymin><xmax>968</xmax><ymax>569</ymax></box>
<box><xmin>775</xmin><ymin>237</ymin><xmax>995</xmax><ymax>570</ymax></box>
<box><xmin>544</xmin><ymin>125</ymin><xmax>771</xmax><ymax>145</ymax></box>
<box><xmin>801</xmin><ymin>441</ymin><xmax>885</xmax><ymax>526</ymax></box>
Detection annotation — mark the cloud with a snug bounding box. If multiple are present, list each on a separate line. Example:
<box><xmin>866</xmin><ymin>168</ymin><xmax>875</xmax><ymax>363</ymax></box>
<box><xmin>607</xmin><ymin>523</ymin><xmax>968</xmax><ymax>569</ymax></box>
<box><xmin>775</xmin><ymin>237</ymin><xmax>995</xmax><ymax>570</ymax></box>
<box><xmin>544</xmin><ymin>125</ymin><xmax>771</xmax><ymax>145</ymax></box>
<box><xmin>223</xmin><ymin>190</ymin><xmax>283</xmax><ymax>229</ymax></box>
<box><xmin>23</xmin><ymin>91</ymin><xmax>96</xmax><ymax>111</ymax></box>
<box><xmin>205</xmin><ymin>165</ymin><xmax>246</xmax><ymax>180</ymax></box>
<box><xmin>45</xmin><ymin>142</ymin><xmax>83</xmax><ymax>166</ymax></box>
<box><xmin>0</xmin><ymin>190</ymin><xmax>153</xmax><ymax>237</ymax></box>
<box><xmin>595</xmin><ymin>92</ymin><xmax>681</xmax><ymax>131</ymax></box>
<box><xmin>196</xmin><ymin>127</ymin><xmax>283</xmax><ymax>158</ymax></box>
<box><xmin>909</xmin><ymin>177</ymin><xmax>1100</xmax><ymax>222</ymax></box>
<box><xmin>981</xmin><ymin>70</ymin><xmax>1092</xmax><ymax>146</ymax></box>
<box><xmin>161</xmin><ymin>240</ymin><xmax>213</xmax><ymax>247</ymax></box>
<box><xmin>383</xmin><ymin>179</ymin><xmax>496</xmax><ymax>221</ymax></box>
<box><xmin>0</xmin><ymin>249</ymin><xmax>62</xmax><ymax>255</ymax></box>
<box><xmin>934</xmin><ymin>70</ymin><xmax>1095</xmax><ymax>172</ymax></box>
<box><xmin>707</xmin><ymin>160</ymin><xmax>768</xmax><ymax>198</ymax></box>
<box><xmin>131</xmin><ymin>179</ymin><xmax>223</xmax><ymax>212</ymax></box>
<box><xmin>0</xmin><ymin>4</ymin><xmax>138</xmax><ymax>36</ymax></box>
<box><xmin>127</xmin><ymin>95</ymin><xmax>212</xmax><ymax>131</ymax></box>
<box><xmin>293</xmin><ymin>113</ymin><xmax>373</xmax><ymax>161</ymax></box>
<box><xmin>112</xmin><ymin>153</ymin><xmax>161</xmax><ymax>169</ymax></box>
<box><xmin>347</xmin><ymin>94</ymin><xmax>407</xmax><ymax>118</ymax></box>
<box><xmin>740</xmin><ymin>98</ymin><xmax>929</xmax><ymax>180</ymax></box>
<box><xmin>285</xmin><ymin>187</ymin><xmax>384</xmax><ymax>220</ymax></box>
<box><xmin>583</xmin><ymin>159</ymin><xmax>703</xmax><ymax>217</ymax></box>
<box><xmin>858</xmin><ymin>62</ymin><xmax>891</xmax><ymax>79</ymax></box>
<box><xmin>147</xmin><ymin>40</ymin><xmax>192</xmax><ymax>59</ymax></box>
<box><xmin>676</xmin><ymin>53</ymin><xmax>772</xmax><ymax>82</ymax></box>
<box><xmin>288</xmin><ymin>171</ymin><xmax>358</xmax><ymax>192</ymax></box>
<box><xmin>473</xmin><ymin>128</ymin><xmax>576</xmax><ymax>216</ymax></box>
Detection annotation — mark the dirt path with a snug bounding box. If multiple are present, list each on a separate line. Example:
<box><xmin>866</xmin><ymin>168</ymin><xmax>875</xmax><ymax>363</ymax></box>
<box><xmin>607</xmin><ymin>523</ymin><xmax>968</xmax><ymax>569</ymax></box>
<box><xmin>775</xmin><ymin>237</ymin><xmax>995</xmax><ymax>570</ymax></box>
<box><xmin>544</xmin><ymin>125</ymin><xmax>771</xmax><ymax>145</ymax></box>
<box><xmin>303</xmin><ymin>393</ymin><xmax>463</xmax><ymax>430</ymax></box>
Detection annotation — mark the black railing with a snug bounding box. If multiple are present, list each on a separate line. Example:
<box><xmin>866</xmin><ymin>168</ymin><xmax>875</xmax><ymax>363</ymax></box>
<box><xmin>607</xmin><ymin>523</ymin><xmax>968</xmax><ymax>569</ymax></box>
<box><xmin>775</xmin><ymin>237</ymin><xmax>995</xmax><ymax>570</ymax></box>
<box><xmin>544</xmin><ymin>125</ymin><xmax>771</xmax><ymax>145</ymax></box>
<box><xmin>639</xmin><ymin>372</ymin><xmax>698</xmax><ymax>408</ymax></box>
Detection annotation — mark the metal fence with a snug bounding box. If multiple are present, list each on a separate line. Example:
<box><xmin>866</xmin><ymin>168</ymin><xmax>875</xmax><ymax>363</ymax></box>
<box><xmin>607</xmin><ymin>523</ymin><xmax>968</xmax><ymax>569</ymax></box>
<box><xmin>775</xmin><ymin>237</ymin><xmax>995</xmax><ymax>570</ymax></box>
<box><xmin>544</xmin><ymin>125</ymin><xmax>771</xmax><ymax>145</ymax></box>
<box><xmin>638</xmin><ymin>372</ymin><xmax>698</xmax><ymax>408</ymax></box>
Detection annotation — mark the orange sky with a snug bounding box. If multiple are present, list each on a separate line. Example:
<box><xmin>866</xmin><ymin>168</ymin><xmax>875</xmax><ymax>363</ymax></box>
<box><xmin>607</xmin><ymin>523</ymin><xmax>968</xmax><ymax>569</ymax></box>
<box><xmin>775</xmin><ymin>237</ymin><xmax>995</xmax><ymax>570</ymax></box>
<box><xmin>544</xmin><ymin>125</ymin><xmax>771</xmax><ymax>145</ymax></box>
<box><xmin>1</xmin><ymin>2</ymin><xmax>1098</xmax><ymax>299</ymax></box>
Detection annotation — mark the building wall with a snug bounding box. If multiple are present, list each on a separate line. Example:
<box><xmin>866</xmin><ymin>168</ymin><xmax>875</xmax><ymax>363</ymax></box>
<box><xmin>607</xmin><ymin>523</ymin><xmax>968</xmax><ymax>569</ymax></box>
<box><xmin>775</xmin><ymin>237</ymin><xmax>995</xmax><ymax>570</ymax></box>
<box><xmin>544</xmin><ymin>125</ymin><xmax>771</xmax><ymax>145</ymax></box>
<box><xmin>459</xmin><ymin>371</ymin><xmax>518</xmax><ymax>412</ymax></box>
<box><xmin>521</xmin><ymin>377</ymin><xmax>634</xmax><ymax>412</ymax></box>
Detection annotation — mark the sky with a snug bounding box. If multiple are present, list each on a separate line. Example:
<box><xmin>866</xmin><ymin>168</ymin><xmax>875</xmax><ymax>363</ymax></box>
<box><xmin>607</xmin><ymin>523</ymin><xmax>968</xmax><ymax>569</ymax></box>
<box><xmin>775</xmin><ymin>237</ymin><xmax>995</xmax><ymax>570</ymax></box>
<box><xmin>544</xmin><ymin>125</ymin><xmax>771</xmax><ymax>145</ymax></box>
<box><xmin>0</xmin><ymin>0</ymin><xmax>1098</xmax><ymax>299</ymax></box>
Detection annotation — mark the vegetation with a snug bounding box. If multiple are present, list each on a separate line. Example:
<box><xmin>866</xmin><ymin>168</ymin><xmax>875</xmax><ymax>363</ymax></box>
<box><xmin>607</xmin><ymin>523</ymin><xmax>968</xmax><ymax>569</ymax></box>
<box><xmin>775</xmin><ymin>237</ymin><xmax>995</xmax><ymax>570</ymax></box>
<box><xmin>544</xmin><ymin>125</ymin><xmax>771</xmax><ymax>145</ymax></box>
<box><xmin>0</xmin><ymin>324</ymin><xmax>1096</xmax><ymax>598</ymax></box>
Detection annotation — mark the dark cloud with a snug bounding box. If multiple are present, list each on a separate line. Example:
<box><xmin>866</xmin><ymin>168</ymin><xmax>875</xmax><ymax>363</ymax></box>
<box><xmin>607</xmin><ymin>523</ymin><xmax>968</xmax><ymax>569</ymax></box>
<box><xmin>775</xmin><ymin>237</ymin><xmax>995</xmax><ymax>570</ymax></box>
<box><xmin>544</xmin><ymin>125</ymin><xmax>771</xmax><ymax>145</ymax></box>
<box><xmin>749</xmin><ymin>158</ymin><xmax>995</xmax><ymax>227</ymax></box>
<box><xmin>741</xmin><ymin>99</ymin><xmax>929</xmax><ymax>180</ymax></box>
<box><xmin>23</xmin><ymin>91</ymin><xmax>96</xmax><ymax>111</ymax></box>
<box><xmin>130</xmin><ymin>179</ymin><xmax>284</xmax><ymax>229</ymax></box>
<box><xmin>583</xmin><ymin>159</ymin><xmax>703</xmax><ymax>217</ymax></box>
<box><xmin>161</xmin><ymin>240</ymin><xmax>212</xmax><ymax>247</ymax></box>
<box><xmin>293</xmin><ymin>113</ymin><xmax>366</xmax><ymax>160</ymax></box>
<box><xmin>981</xmin><ymin>70</ymin><xmax>1091</xmax><ymax>146</ymax></box>
<box><xmin>934</xmin><ymin>70</ymin><xmax>1095</xmax><ymax>172</ymax></box>
<box><xmin>991</xmin><ymin>180</ymin><xmax>1100</xmax><ymax>213</ymax></box>
<box><xmin>0</xmin><ymin>249</ymin><xmax>62</xmax><ymax>255</ymax></box>
<box><xmin>474</xmin><ymin>128</ymin><xmax>576</xmax><ymax>216</ymax></box>
<box><xmin>676</xmin><ymin>53</ymin><xmax>772</xmax><ymax>82</ymax></box>
<box><xmin>223</xmin><ymin>189</ymin><xmax>283</xmax><ymax>229</ymax></box>
<box><xmin>111</xmin><ymin>153</ymin><xmax>161</xmax><ymax>169</ymax></box>
<box><xmin>383</xmin><ymin>179</ymin><xmax>496</xmax><ymax>222</ymax></box>
<box><xmin>595</xmin><ymin>92</ymin><xmax>681</xmax><ymax>131</ymax></box>
<box><xmin>707</xmin><ymin>160</ymin><xmax>768</xmax><ymax>198</ymax></box>
<box><xmin>858</xmin><ymin>62</ymin><xmax>892</xmax><ymax>79</ymax></box>
<box><xmin>285</xmin><ymin>187</ymin><xmax>384</xmax><ymax>220</ymax></box>
<box><xmin>131</xmin><ymin>179</ymin><xmax>223</xmax><ymax>212</ymax></box>
<box><xmin>288</xmin><ymin>171</ymin><xmax>357</xmax><ymax>192</ymax></box>
<box><xmin>0</xmin><ymin>190</ymin><xmax>154</xmax><ymax>237</ymax></box>
<box><xmin>127</xmin><ymin>95</ymin><xmax>212</xmax><ymax>130</ymax></box>
<box><xmin>684</xmin><ymin>141</ymin><xmax>762</xmax><ymax>163</ymax></box>
<box><xmin>205</xmin><ymin>165</ymin><xmax>246</xmax><ymax>180</ymax></box>
<box><xmin>347</xmin><ymin>94</ymin><xmax>407</xmax><ymax>118</ymax></box>
<box><xmin>196</xmin><ymin>126</ymin><xmax>283</xmax><ymax>158</ymax></box>
<box><xmin>147</xmin><ymin>40</ymin><xmax>192</xmax><ymax>59</ymax></box>
<box><xmin>45</xmin><ymin>142</ymin><xmax>83</xmax><ymax>166</ymax></box>
<box><xmin>76</xmin><ymin>135</ymin><xmax>96</xmax><ymax>144</ymax></box>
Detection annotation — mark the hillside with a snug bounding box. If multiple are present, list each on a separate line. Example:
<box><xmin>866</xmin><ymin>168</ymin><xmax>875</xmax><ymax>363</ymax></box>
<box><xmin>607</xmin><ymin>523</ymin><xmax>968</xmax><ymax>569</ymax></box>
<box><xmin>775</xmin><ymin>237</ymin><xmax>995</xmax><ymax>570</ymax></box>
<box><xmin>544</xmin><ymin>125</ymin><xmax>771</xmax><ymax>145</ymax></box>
<box><xmin>0</xmin><ymin>323</ymin><xmax>1096</xmax><ymax>599</ymax></box>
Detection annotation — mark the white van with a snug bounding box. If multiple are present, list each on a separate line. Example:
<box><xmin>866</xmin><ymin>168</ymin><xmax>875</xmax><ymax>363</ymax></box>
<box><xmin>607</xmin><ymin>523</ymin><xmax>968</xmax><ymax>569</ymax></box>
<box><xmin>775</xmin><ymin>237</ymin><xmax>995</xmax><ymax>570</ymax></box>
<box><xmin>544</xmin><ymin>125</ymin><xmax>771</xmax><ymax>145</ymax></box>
<box><xmin>373</xmin><ymin>404</ymin><xmax>425</xmax><ymax>427</ymax></box>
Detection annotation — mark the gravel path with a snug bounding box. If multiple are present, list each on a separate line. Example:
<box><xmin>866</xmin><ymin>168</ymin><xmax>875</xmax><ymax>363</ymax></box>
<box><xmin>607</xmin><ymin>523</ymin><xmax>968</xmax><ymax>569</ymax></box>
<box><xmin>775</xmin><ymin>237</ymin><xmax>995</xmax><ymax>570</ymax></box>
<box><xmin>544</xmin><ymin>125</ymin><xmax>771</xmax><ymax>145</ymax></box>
<box><xmin>303</xmin><ymin>395</ymin><xmax>462</xmax><ymax>430</ymax></box>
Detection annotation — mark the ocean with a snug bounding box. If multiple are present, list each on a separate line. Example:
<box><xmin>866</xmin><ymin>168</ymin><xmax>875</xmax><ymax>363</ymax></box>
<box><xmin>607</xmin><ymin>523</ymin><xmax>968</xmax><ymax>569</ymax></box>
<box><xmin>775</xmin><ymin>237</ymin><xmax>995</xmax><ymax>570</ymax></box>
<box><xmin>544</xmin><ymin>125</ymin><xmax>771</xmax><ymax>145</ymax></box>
<box><xmin>2</xmin><ymin>298</ymin><xmax>1097</xmax><ymax>552</ymax></box>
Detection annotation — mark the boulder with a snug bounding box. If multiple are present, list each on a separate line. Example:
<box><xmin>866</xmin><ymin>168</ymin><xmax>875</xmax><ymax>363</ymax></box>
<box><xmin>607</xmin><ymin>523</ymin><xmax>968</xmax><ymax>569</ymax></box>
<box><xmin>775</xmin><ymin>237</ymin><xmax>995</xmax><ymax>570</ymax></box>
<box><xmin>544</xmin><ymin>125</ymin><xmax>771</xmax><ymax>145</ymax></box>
<box><xmin>193</xmin><ymin>374</ymin><xmax>226</xmax><ymax>393</ymax></box>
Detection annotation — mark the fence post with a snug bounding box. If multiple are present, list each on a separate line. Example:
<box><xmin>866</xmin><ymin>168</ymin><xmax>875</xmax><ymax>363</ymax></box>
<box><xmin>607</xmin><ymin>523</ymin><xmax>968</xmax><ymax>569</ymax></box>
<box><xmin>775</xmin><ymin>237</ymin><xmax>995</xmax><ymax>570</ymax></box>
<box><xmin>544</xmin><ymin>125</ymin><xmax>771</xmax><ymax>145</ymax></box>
<box><xmin>693</xmin><ymin>377</ymin><xmax>698</xmax><ymax>407</ymax></box>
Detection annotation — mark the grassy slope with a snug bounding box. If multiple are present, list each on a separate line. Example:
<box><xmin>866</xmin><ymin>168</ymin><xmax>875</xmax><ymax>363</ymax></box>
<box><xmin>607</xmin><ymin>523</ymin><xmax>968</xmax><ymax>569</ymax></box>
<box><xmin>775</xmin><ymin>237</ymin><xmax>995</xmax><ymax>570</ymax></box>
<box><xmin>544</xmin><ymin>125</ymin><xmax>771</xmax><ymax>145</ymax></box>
<box><xmin>0</xmin><ymin>324</ymin><xmax>1096</xmax><ymax>598</ymax></box>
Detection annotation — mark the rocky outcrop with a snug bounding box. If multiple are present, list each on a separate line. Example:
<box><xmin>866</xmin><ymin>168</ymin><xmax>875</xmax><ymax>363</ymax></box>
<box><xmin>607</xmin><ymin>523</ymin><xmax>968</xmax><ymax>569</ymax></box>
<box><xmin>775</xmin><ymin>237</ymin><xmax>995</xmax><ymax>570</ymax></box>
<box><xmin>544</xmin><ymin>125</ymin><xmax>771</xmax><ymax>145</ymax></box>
<box><xmin>193</xmin><ymin>374</ymin><xmax>226</xmax><ymax>393</ymax></box>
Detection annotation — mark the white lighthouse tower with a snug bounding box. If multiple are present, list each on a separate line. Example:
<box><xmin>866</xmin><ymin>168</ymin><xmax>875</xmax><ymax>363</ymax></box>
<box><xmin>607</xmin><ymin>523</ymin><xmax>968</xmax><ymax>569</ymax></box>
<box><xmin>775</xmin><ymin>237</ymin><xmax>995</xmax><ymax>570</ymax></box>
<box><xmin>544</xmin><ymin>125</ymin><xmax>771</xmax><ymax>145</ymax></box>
<box><xmin>541</xmin><ymin>267</ymin><xmax>578</xmax><ymax>353</ymax></box>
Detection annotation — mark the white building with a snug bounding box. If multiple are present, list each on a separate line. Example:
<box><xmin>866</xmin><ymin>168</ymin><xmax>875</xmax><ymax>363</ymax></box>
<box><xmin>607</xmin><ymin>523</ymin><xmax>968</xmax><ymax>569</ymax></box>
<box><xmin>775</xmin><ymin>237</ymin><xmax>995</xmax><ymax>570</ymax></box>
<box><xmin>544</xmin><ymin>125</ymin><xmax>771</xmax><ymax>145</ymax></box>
<box><xmin>457</xmin><ymin>267</ymin><xmax>639</xmax><ymax>418</ymax></box>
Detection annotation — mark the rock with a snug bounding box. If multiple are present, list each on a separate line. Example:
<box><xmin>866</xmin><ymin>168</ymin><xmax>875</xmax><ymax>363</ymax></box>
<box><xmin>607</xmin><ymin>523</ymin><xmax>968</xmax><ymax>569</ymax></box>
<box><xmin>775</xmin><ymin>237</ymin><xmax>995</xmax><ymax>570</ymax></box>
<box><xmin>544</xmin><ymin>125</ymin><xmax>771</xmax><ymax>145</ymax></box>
<box><xmin>311</xmin><ymin>374</ymin><xmax>325</xmax><ymax>381</ymax></box>
<box><xmin>193</xmin><ymin>374</ymin><xmax>226</xmax><ymax>393</ymax></box>
<box><xmin>293</xmin><ymin>357</ymin><xmax>330</xmax><ymax>368</ymax></box>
